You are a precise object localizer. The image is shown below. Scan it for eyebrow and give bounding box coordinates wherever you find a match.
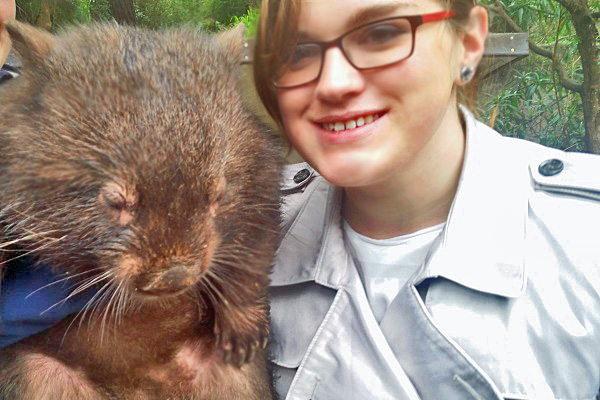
[345,1,415,30]
[297,1,414,41]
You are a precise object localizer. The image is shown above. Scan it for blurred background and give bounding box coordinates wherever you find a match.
[11,0,600,155]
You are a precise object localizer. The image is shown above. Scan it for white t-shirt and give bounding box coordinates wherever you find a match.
[343,221,445,323]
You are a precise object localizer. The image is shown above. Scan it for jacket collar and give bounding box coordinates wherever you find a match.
[272,108,529,298]
[271,177,342,288]
[421,108,529,297]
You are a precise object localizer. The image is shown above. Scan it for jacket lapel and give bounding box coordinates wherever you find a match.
[380,282,504,399]
[285,233,423,400]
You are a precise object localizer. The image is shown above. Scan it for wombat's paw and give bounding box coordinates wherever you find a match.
[214,312,269,368]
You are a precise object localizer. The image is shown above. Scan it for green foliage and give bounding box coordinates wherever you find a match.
[481,69,585,150]
[134,0,206,29]
[478,0,589,152]
[15,0,257,32]
[15,0,43,24]
[16,0,113,28]
[86,0,112,23]
[200,0,257,31]
[228,6,259,37]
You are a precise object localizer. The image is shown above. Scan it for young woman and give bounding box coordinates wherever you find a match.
[2,0,600,398]
[253,0,600,398]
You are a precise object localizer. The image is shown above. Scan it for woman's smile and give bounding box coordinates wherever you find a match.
[314,110,387,144]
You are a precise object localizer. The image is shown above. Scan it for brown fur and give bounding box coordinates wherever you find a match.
[0,21,281,400]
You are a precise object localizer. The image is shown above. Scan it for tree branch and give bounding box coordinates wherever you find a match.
[489,0,584,94]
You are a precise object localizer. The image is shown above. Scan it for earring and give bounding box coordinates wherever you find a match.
[460,66,475,84]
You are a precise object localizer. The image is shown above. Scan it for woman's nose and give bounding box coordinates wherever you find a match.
[315,47,365,103]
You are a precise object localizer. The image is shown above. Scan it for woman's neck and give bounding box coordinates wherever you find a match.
[343,105,466,239]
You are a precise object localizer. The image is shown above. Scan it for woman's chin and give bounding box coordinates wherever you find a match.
[317,163,374,188]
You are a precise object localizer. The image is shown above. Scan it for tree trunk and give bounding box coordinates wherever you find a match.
[574,7,600,155]
[36,0,53,31]
[555,0,600,154]
[109,0,136,26]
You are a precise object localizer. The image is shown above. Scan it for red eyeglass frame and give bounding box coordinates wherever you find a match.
[274,10,457,89]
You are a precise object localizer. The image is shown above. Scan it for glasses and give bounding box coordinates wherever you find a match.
[273,10,456,89]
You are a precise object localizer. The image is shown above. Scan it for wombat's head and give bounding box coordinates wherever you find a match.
[0,22,281,301]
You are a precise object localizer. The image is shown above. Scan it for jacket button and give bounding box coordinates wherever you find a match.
[538,158,564,177]
[293,168,311,184]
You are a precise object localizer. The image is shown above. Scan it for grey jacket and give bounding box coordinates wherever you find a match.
[269,110,600,400]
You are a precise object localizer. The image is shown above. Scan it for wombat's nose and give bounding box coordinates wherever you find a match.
[136,265,197,296]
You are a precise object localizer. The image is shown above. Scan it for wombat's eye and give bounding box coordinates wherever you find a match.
[98,182,137,225]
[101,191,127,210]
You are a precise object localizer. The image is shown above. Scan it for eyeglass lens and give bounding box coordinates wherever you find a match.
[274,18,413,88]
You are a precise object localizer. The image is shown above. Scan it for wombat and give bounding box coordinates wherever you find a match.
[0,21,281,400]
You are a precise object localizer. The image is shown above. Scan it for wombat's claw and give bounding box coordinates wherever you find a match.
[214,324,267,367]
[233,344,248,367]
[222,341,233,364]
[221,336,262,367]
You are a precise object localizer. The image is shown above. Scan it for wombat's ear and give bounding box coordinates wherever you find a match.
[216,23,246,59]
[6,21,55,68]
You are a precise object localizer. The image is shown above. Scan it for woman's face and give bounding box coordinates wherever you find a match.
[276,0,466,188]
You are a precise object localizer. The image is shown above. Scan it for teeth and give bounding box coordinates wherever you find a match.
[320,113,380,132]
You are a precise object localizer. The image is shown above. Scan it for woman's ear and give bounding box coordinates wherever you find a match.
[456,6,488,85]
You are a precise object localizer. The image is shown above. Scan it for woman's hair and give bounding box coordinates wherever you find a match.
[253,0,480,128]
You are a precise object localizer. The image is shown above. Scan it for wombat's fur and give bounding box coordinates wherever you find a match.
[0,22,281,400]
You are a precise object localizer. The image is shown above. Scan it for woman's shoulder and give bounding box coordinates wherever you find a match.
[472,116,600,206]
[462,116,600,279]
[522,141,600,252]
[490,127,600,274]
[501,133,600,207]
[526,146,600,204]
[281,162,318,195]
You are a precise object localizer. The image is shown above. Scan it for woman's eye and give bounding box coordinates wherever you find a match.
[287,45,320,70]
[359,24,408,47]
